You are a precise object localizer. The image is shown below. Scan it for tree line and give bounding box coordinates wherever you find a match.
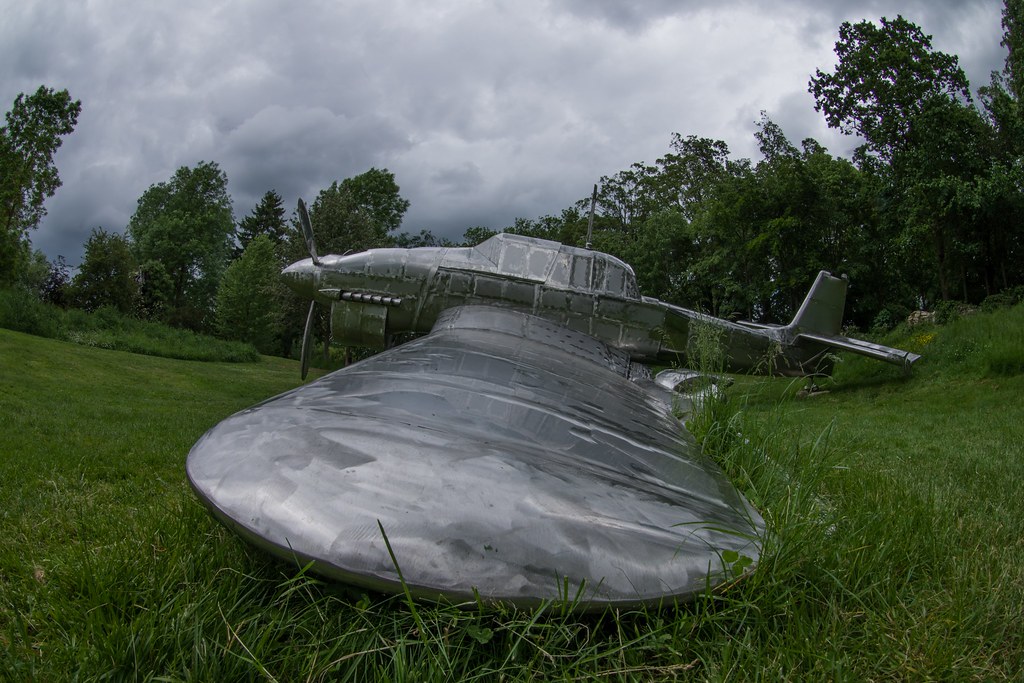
[497,8,1024,329]
[3,5,1023,357]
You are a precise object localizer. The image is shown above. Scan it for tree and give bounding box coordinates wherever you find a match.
[305,182,378,255]
[299,168,409,255]
[336,167,410,235]
[593,209,690,304]
[809,16,970,162]
[13,248,71,306]
[654,135,731,220]
[809,15,1014,306]
[127,161,234,329]
[0,86,81,284]
[70,228,139,313]
[16,249,50,295]
[39,255,70,308]
[891,97,993,302]
[1002,0,1024,101]
[279,169,410,358]
[460,226,497,246]
[235,190,288,258]
[393,229,447,248]
[686,157,770,319]
[593,163,659,233]
[976,1,1024,295]
[216,235,282,353]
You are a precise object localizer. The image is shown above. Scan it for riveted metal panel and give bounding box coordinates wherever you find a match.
[187,306,763,610]
[331,300,388,348]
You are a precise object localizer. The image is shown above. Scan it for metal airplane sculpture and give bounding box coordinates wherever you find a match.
[186,199,919,610]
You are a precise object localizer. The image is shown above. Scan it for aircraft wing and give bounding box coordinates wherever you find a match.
[796,331,921,367]
[186,305,763,610]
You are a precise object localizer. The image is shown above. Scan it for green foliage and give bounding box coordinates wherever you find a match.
[809,16,970,162]
[933,299,965,325]
[1002,0,1024,101]
[869,305,909,333]
[0,86,81,284]
[216,235,284,354]
[592,209,689,303]
[526,11,1022,328]
[235,189,288,257]
[930,304,1024,377]
[336,167,411,235]
[15,248,50,294]
[656,134,731,220]
[981,284,1024,311]
[304,168,409,255]
[2,320,1022,679]
[0,287,258,362]
[805,14,1016,307]
[69,227,139,313]
[0,286,61,337]
[40,255,71,307]
[2,249,71,308]
[279,168,411,359]
[832,300,1024,384]
[460,226,497,246]
[393,228,449,248]
[128,161,235,330]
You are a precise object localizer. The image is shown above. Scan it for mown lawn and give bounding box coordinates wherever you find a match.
[1,313,1022,681]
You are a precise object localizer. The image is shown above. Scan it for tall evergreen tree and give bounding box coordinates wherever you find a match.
[235,190,287,259]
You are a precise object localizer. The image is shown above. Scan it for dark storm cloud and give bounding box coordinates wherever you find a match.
[0,0,1007,262]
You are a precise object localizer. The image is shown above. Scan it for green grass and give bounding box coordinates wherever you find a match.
[0,288,259,363]
[1,303,1022,680]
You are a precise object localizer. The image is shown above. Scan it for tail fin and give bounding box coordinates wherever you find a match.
[789,271,847,335]
[788,270,920,368]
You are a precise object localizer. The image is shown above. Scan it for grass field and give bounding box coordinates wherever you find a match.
[1,307,1022,681]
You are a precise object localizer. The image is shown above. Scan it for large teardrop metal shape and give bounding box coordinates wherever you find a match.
[300,300,316,380]
[297,198,320,266]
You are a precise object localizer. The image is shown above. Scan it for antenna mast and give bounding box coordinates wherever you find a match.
[585,184,597,249]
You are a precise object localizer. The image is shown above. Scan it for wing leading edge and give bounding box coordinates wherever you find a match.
[186,305,763,609]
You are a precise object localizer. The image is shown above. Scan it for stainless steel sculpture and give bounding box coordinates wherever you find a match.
[277,205,918,379]
[186,199,918,609]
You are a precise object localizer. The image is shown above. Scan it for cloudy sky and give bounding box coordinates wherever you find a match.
[1,0,1006,264]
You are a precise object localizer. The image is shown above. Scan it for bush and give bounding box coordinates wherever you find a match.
[980,286,1024,313]
[0,287,260,363]
[933,300,977,325]
[870,304,910,333]
[0,287,61,338]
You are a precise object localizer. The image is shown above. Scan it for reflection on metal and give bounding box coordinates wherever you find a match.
[279,233,919,374]
[188,306,762,608]
[655,369,733,410]
[188,224,921,609]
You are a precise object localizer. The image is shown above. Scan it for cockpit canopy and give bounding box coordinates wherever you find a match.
[441,233,641,300]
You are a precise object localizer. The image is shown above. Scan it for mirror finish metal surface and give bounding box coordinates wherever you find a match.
[282,233,920,376]
[187,306,763,609]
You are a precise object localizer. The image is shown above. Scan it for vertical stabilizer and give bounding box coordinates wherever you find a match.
[789,271,846,335]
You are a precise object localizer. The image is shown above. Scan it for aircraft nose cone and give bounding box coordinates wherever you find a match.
[281,258,317,298]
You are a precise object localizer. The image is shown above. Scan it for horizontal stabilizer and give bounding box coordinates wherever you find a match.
[797,332,921,367]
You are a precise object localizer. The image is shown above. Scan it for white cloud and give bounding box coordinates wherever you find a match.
[0,0,1005,262]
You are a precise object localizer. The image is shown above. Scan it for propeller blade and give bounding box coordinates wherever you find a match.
[321,307,333,366]
[297,198,320,265]
[300,300,316,380]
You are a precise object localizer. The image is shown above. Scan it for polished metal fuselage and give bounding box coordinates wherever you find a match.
[281,234,816,373]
